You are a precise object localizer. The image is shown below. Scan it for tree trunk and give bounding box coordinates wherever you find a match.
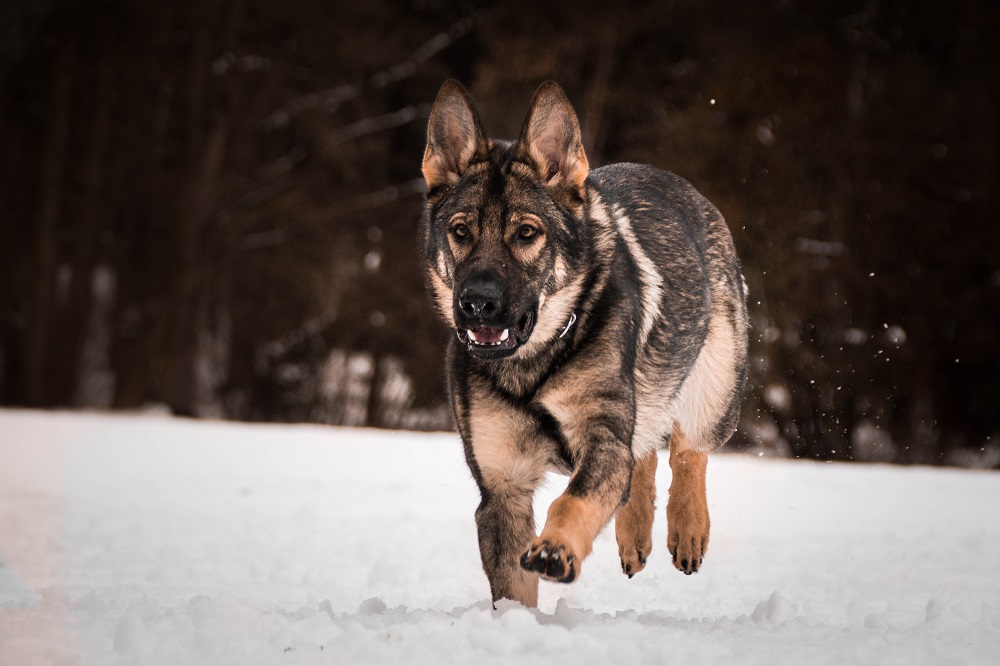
[159,0,238,416]
[25,36,74,405]
[65,36,115,406]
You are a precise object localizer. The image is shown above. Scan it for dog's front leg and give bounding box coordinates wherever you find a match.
[458,383,545,607]
[475,484,539,607]
[520,433,632,583]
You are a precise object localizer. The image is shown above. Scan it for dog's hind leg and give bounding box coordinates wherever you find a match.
[667,423,710,574]
[615,450,657,578]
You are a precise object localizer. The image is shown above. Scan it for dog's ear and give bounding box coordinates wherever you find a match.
[517,81,589,194]
[423,80,488,191]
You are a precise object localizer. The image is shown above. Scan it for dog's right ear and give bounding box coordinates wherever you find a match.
[423,80,488,191]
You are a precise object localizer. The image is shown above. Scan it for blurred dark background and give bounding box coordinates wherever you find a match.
[1,0,997,466]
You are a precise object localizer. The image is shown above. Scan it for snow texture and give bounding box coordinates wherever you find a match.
[1,409,998,665]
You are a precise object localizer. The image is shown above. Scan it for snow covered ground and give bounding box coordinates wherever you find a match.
[1,409,998,665]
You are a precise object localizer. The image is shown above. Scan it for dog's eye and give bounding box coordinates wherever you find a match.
[518,224,538,240]
[452,223,470,240]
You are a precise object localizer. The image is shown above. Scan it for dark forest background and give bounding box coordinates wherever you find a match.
[1,0,997,466]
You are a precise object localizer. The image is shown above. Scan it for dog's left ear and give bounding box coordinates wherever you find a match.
[517,81,589,195]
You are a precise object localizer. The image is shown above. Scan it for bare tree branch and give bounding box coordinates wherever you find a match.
[323,103,430,149]
[263,7,502,129]
[310,177,426,224]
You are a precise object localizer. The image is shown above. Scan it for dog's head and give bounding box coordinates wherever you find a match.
[420,80,591,361]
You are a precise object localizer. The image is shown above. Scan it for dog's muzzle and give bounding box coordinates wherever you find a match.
[453,272,535,359]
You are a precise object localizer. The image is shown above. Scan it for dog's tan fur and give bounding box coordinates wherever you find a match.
[523,495,607,583]
[667,424,711,574]
[616,451,658,577]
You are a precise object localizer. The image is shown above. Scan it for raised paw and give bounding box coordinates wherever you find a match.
[519,539,578,583]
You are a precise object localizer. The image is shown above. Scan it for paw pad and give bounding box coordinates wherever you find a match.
[520,541,577,583]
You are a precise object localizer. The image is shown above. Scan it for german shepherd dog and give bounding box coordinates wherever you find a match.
[420,80,748,608]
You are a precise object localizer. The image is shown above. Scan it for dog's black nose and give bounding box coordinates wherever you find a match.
[459,278,504,320]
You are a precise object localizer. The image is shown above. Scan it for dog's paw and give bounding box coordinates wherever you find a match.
[619,545,648,579]
[519,539,578,583]
[668,532,706,575]
[667,498,710,575]
[616,506,653,579]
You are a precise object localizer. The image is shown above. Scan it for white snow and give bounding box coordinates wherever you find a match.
[1,408,998,665]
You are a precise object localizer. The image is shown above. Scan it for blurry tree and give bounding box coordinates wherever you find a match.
[0,0,996,466]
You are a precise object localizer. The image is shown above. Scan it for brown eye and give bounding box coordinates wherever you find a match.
[452,223,470,239]
[518,224,538,240]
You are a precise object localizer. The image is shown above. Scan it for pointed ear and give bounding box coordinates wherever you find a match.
[517,81,589,193]
[422,80,488,190]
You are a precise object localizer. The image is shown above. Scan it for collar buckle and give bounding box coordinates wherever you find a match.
[558,311,578,339]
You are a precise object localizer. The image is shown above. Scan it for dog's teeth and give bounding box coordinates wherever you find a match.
[466,328,510,346]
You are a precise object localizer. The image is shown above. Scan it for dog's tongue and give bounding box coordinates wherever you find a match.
[469,327,506,344]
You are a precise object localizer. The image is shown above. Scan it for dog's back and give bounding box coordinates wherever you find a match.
[589,163,748,457]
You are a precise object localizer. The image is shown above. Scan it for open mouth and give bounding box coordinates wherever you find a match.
[468,326,510,346]
[458,311,534,359]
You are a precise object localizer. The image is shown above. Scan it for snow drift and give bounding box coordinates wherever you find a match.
[1,409,998,664]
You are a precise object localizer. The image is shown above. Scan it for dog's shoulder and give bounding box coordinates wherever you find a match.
[589,163,718,221]
[587,163,719,262]
[588,162,687,197]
